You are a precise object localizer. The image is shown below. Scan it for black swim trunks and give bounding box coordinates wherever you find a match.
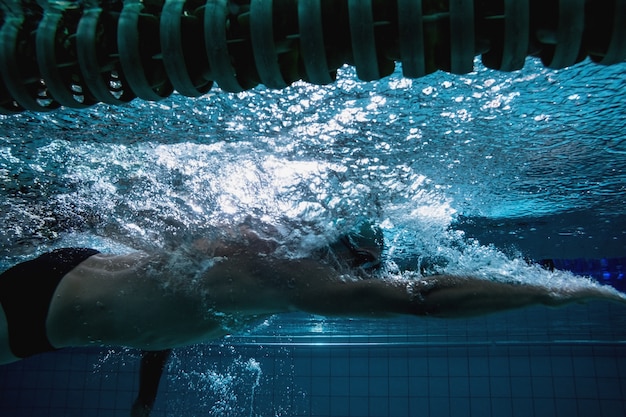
[0,248,100,358]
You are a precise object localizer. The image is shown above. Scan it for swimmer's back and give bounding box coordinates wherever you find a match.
[46,252,226,351]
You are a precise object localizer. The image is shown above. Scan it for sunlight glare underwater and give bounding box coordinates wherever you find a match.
[1,60,625,297]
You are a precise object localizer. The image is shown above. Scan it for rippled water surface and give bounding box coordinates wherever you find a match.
[1,58,625,276]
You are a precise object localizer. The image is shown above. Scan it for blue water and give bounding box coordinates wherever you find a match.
[1,58,626,416]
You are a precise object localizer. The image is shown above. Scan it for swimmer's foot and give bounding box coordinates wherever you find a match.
[130,401,152,417]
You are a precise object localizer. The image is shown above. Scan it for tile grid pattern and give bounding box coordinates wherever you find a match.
[0,303,624,417]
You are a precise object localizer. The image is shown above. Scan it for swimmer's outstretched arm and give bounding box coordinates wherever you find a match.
[204,256,625,319]
[288,273,625,318]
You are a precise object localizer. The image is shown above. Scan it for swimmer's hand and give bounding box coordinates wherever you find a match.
[542,285,626,307]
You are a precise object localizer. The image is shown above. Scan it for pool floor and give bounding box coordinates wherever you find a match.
[1,303,624,417]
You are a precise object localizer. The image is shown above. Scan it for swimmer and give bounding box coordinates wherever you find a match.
[0,223,624,417]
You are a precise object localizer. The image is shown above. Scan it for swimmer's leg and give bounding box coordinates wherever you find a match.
[131,349,172,417]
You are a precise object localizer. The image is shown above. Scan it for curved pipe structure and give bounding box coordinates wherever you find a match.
[1,0,625,113]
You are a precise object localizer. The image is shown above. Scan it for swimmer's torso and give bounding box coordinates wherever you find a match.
[46,252,232,351]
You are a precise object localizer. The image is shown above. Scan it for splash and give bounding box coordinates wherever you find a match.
[168,351,264,417]
[378,192,625,301]
[385,222,626,303]
[92,348,131,373]
[1,59,624,296]
[245,358,262,417]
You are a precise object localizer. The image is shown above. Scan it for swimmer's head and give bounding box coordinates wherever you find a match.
[330,221,384,269]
